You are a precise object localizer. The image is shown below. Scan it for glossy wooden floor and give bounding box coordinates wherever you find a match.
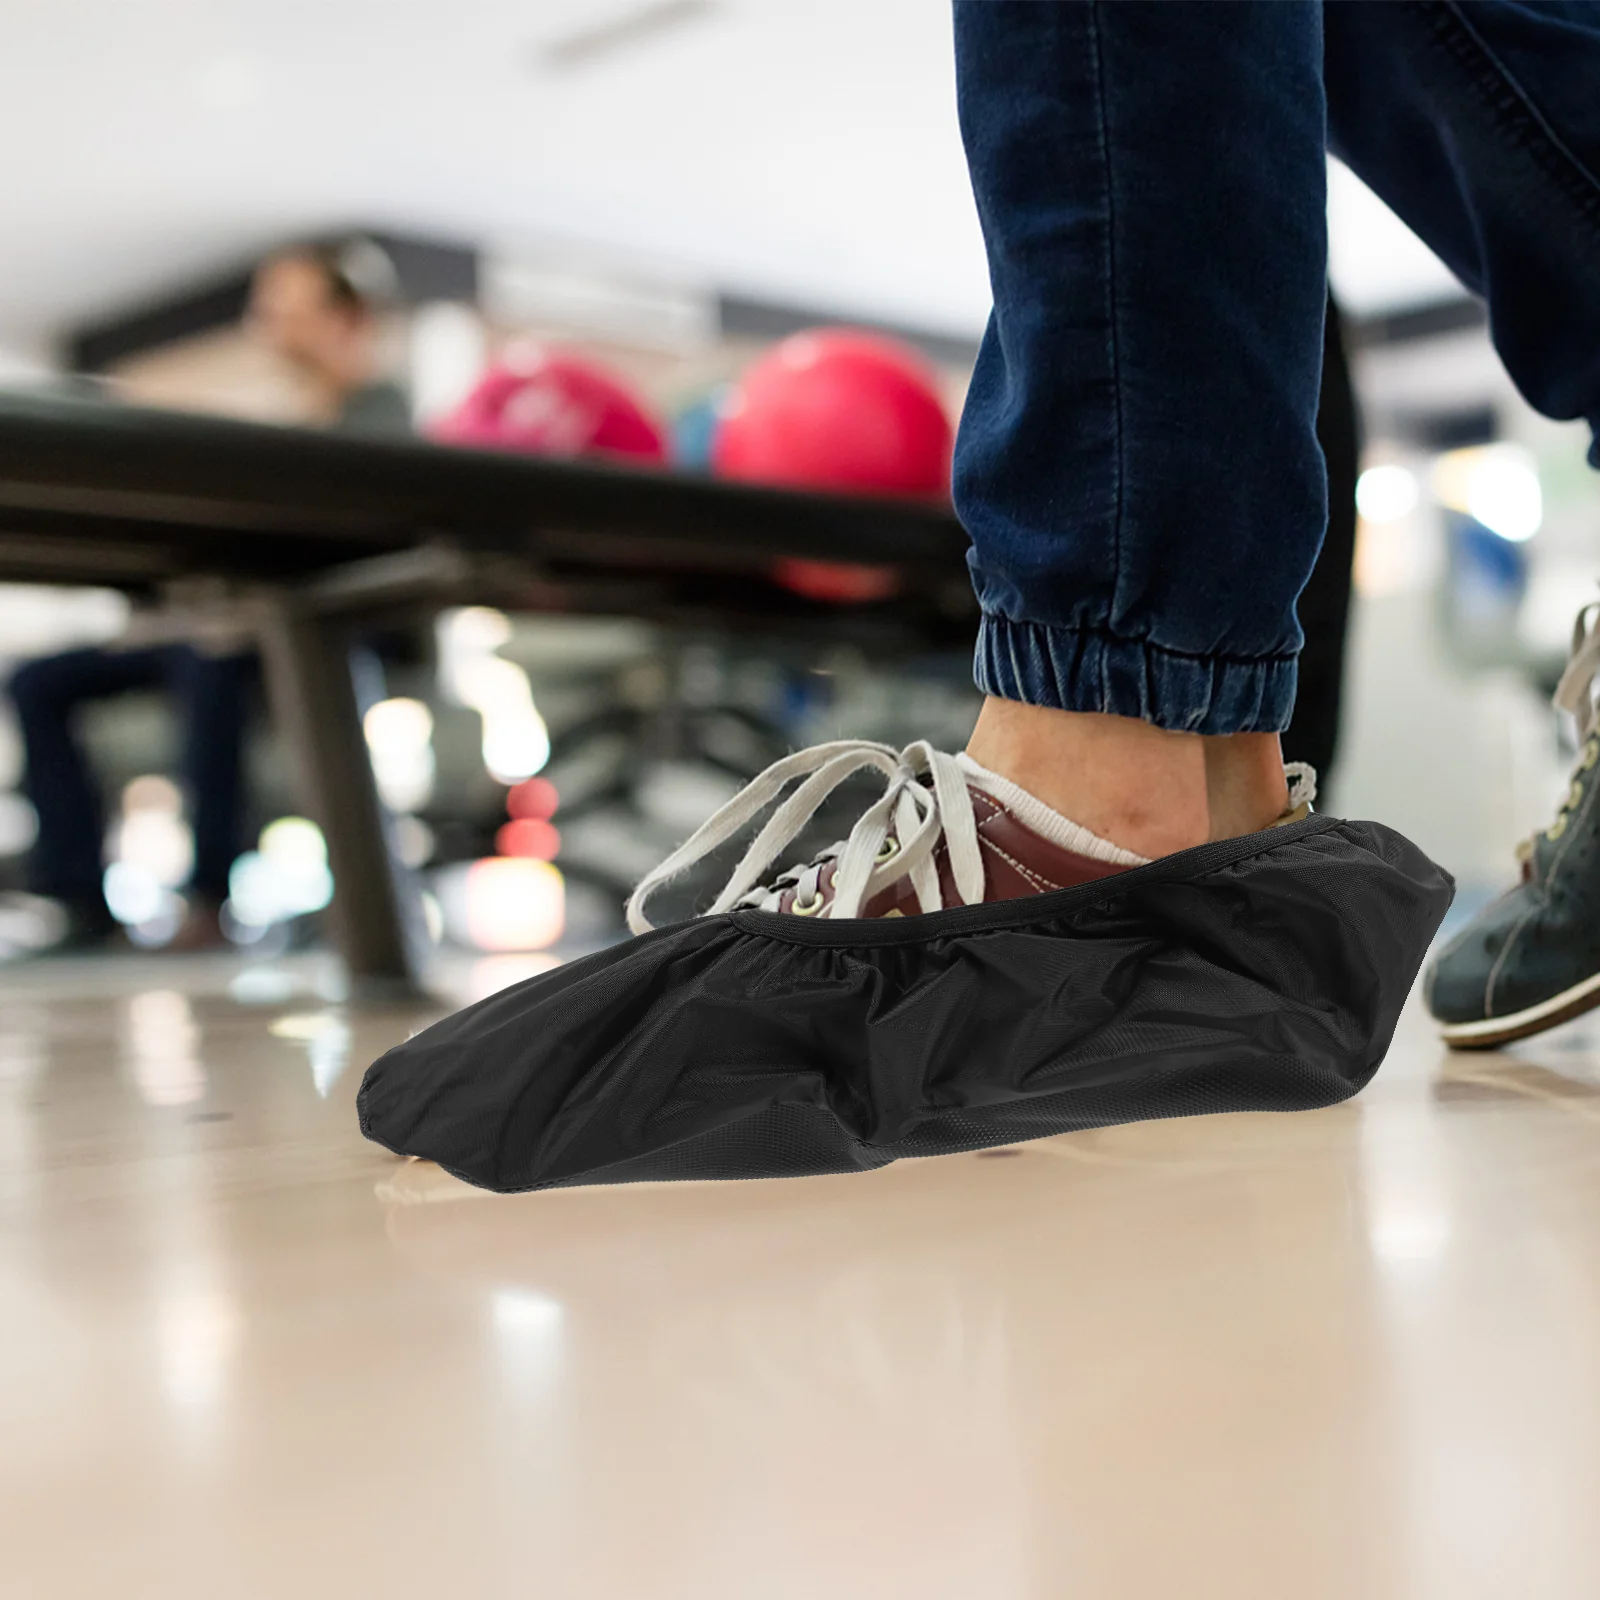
[2,947,1598,1599]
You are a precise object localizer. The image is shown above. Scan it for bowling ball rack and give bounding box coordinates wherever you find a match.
[0,391,973,997]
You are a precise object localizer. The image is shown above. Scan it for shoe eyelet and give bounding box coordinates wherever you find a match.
[1572,779,1586,808]
[1584,742,1599,770]
[875,837,900,864]
[1549,816,1569,840]
[790,891,825,917]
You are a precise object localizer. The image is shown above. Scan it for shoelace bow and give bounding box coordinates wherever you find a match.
[1283,762,1318,813]
[626,740,985,933]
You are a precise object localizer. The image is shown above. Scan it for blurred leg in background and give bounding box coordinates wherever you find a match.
[9,644,252,950]
[168,646,254,949]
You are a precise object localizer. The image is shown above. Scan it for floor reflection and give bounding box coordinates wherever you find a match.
[2,961,1600,1597]
[123,989,206,1107]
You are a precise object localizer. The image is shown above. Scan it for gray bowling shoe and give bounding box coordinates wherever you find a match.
[1428,604,1600,1048]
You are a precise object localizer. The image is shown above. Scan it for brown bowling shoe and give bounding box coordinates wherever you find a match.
[626,740,1315,931]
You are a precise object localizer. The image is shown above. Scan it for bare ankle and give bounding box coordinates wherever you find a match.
[1203,733,1289,841]
[965,700,1292,859]
[965,699,1209,859]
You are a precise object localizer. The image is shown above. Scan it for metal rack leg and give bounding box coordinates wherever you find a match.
[256,592,427,1002]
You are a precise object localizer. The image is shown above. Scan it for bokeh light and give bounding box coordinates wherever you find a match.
[506,777,558,820]
[1433,443,1542,542]
[1354,462,1419,524]
[462,857,565,952]
[362,696,436,813]
[103,773,192,935]
[226,816,334,932]
[437,607,551,784]
[495,818,560,860]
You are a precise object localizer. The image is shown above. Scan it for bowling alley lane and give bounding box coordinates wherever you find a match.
[2,951,1600,1599]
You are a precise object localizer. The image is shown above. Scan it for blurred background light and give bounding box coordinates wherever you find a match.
[363,695,436,813]
[225,816,334,932]
[100,775,193,940]
[1433,443,1543,543]
[103,861,172,929]
[438,608,551,784]
[506,777,558,820]
[495,817,560,860]
[434,855,566,952]
[112,775,193,888]
[1355,462,1419,524]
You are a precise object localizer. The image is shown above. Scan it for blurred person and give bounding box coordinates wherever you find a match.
[9,623,254,951]
[6,245,412,955]
[618,4,1600,1027]
[248,243,411,435]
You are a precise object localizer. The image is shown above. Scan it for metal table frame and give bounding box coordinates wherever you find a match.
[0,394,972,997]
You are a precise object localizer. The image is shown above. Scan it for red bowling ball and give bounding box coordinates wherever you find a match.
[713,328,953,499]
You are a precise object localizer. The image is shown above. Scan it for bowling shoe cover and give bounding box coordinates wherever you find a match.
[358,814,1452,1191]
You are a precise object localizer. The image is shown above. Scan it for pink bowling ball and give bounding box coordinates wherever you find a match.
[433,345,669,464]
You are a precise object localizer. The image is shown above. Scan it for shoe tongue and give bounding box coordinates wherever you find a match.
[954,753,1150,867]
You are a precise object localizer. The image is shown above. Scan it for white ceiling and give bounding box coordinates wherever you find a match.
[0,0,1458,363]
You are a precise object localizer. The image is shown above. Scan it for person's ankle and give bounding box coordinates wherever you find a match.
[964,699,1291,859]
[1203,733,1289,840]
[964,699,1210,859]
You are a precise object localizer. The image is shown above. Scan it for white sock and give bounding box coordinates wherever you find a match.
[956,752,1151,867]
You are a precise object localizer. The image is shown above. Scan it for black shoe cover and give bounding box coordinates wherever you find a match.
[359,816,1452,1192]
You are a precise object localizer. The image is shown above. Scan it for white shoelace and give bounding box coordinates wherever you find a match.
[625,741,1321,935]
[1284,762,1318,812]
[1515,601,1600,861]
[1554,601,1600,738]
[626,740,984,933]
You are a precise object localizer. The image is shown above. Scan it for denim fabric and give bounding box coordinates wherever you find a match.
[1326,2,1600,445]
[954,0,1600,733]
[9,645,254,911]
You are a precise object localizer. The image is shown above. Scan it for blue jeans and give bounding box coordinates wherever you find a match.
[954,0,1600,734]
[9,645,254,914]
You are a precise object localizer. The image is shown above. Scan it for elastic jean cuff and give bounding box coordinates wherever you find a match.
[974,614,1298,735]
